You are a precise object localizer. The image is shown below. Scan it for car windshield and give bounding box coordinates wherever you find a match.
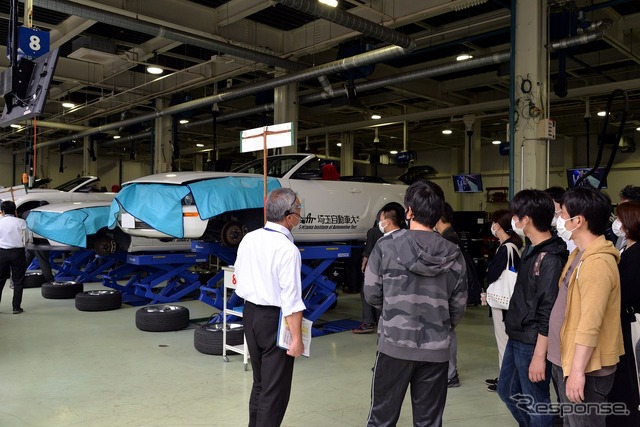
[231,155,308,178]
[54,177,95,192]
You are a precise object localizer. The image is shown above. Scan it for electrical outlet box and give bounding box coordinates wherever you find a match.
[538,118,556,140]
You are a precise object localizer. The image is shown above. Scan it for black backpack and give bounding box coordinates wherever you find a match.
[460,249,482,306]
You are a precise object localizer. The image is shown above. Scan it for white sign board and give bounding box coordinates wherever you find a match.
[240,122,294,153]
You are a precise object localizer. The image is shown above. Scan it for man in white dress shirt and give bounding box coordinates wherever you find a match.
[234,187,306,427]
[0,200,28,314]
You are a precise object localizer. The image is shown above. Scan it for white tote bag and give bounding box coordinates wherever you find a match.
[486,243,518,310]
[630,313,640,397]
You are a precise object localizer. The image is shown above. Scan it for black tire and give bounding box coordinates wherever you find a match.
[41,281,84,299]
[23,272,46,289]
[194,322,244,355]
[75,290,122,311]
[135,305,190,332]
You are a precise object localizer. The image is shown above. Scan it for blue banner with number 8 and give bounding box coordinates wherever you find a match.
[18,26,50,59]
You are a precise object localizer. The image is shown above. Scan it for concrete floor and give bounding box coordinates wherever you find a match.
[1,282,514,426]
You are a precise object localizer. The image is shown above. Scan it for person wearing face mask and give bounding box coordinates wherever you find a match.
[497,190,568,427]
[234,188,306,427]
[613,185,640,251]
[546,186,623,427]
[545,186,578,254]
[353,202,406,334]
[484,209,523,392]
[606,201,640,427]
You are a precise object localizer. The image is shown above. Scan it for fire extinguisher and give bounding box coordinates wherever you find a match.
[22,172,29,193]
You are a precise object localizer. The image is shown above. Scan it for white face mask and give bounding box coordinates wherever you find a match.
[378,220,388,234]
[556,215,578,241]
[612,219,625,238]
[511,218,526,238]
[490,224,498,237]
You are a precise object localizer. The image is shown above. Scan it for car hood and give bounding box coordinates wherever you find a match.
[123,171,260,185]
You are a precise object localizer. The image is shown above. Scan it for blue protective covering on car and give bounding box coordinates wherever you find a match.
[187,176,281,220]
[26,206,111,248]
[108,183,190,238]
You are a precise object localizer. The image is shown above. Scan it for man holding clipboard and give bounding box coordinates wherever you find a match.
[234,188,306,427]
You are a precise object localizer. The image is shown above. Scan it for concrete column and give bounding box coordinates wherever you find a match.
[340,133,354,176]
[513,0,548,191]
[82,136,92,176]
[274,82,299,154]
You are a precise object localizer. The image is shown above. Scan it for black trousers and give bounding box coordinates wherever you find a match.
[243,301,295,427]
[0,247,26,310]
[367,352,448,427]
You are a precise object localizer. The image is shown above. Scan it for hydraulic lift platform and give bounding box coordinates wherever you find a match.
[195,241,361,336]
[101,252,208,305]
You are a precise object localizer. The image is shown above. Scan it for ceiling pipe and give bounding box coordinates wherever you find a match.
[274,0,417,51]
[14,45,407,153]
[25,0,305,71]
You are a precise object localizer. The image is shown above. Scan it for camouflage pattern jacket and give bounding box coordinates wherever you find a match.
[364,229,468,363]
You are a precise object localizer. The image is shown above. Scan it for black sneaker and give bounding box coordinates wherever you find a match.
[13,308,24,314]
[447,375,460,388]
[485,377,499,386]
[487,384,497,392]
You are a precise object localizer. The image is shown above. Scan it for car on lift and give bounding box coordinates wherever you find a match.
[26,201,192,254]
[0,176,116,217]
[110,153,408,246]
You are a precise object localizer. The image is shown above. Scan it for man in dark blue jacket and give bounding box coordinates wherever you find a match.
[497,189,568,427]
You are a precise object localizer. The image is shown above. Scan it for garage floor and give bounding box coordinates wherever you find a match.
[1,281,514,426]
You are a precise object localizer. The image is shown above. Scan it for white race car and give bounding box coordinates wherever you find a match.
[1,176,116,217]
[110,154,408,246]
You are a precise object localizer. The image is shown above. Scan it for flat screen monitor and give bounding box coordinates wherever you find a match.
[0,47,60,128]
[452,173,483,193]
[567,167,608,189]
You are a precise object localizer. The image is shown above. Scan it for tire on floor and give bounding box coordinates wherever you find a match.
[23,272,46,288]
[41,281,84,299]
[75,290,122,311]
[135,305,190,332]
[194,322,244,355]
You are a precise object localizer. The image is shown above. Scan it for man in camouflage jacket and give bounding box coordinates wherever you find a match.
[364,180,468,427]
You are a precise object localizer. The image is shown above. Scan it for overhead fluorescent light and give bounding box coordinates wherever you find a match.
[319,0,338,7]
[196,143,204,147]
[390,150,398,154]
[371,113,382,120]
[442,129,453,135]
[636,127,640,131]
[336,142,342,147]
[179,119,189,124]
[62,102,76,108]
[146,65,163,75]
[492,140,501,145]
[113,135,121,139]
[456,54,473,61]
[597,111,607,117]
[10,124,22,129]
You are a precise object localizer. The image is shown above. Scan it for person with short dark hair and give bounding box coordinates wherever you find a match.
[353,202,406,334]
[234,188,306,427]
[364,180,467,426]
[545,186,577,254]
[547,186,623,427]
[614,184,640,250]
[497,189,568,426]
[0,200,28,314]
[607,201,640,426]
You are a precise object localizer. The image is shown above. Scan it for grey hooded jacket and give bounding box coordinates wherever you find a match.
[364,229,468,362]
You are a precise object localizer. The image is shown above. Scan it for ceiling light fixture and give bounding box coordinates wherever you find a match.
[113,135,121,139]
[146,50,164,75]
[319,0,338,7]
[371,113,382,120]
[456,53,473,61]
[62,102,76,108]
[636,127,640,131]
[10,124,22,129]
[597,111,607,117]
[492,140,501,145]
[336,142,342,147]
[390,150,398,154]
[442,129,453,135]
[179,119,189,124]
[196,143,204,147]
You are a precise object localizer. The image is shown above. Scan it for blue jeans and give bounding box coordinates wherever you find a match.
[498,339,553,427]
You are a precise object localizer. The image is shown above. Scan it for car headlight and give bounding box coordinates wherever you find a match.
[182,193,194,206]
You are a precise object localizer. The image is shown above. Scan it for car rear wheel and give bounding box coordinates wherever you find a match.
[75,290,122,311]
[42,281,83,299]
[135,305,190,332]
[194,322,244,355]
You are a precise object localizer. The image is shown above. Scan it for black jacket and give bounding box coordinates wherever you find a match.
[486,237,522,285]
[505,235,568,345]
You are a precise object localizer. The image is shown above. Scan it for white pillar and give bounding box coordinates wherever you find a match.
[513,0,548,191]
[153,98,173,173]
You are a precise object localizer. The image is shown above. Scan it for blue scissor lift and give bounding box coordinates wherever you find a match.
[196,241,360,336]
